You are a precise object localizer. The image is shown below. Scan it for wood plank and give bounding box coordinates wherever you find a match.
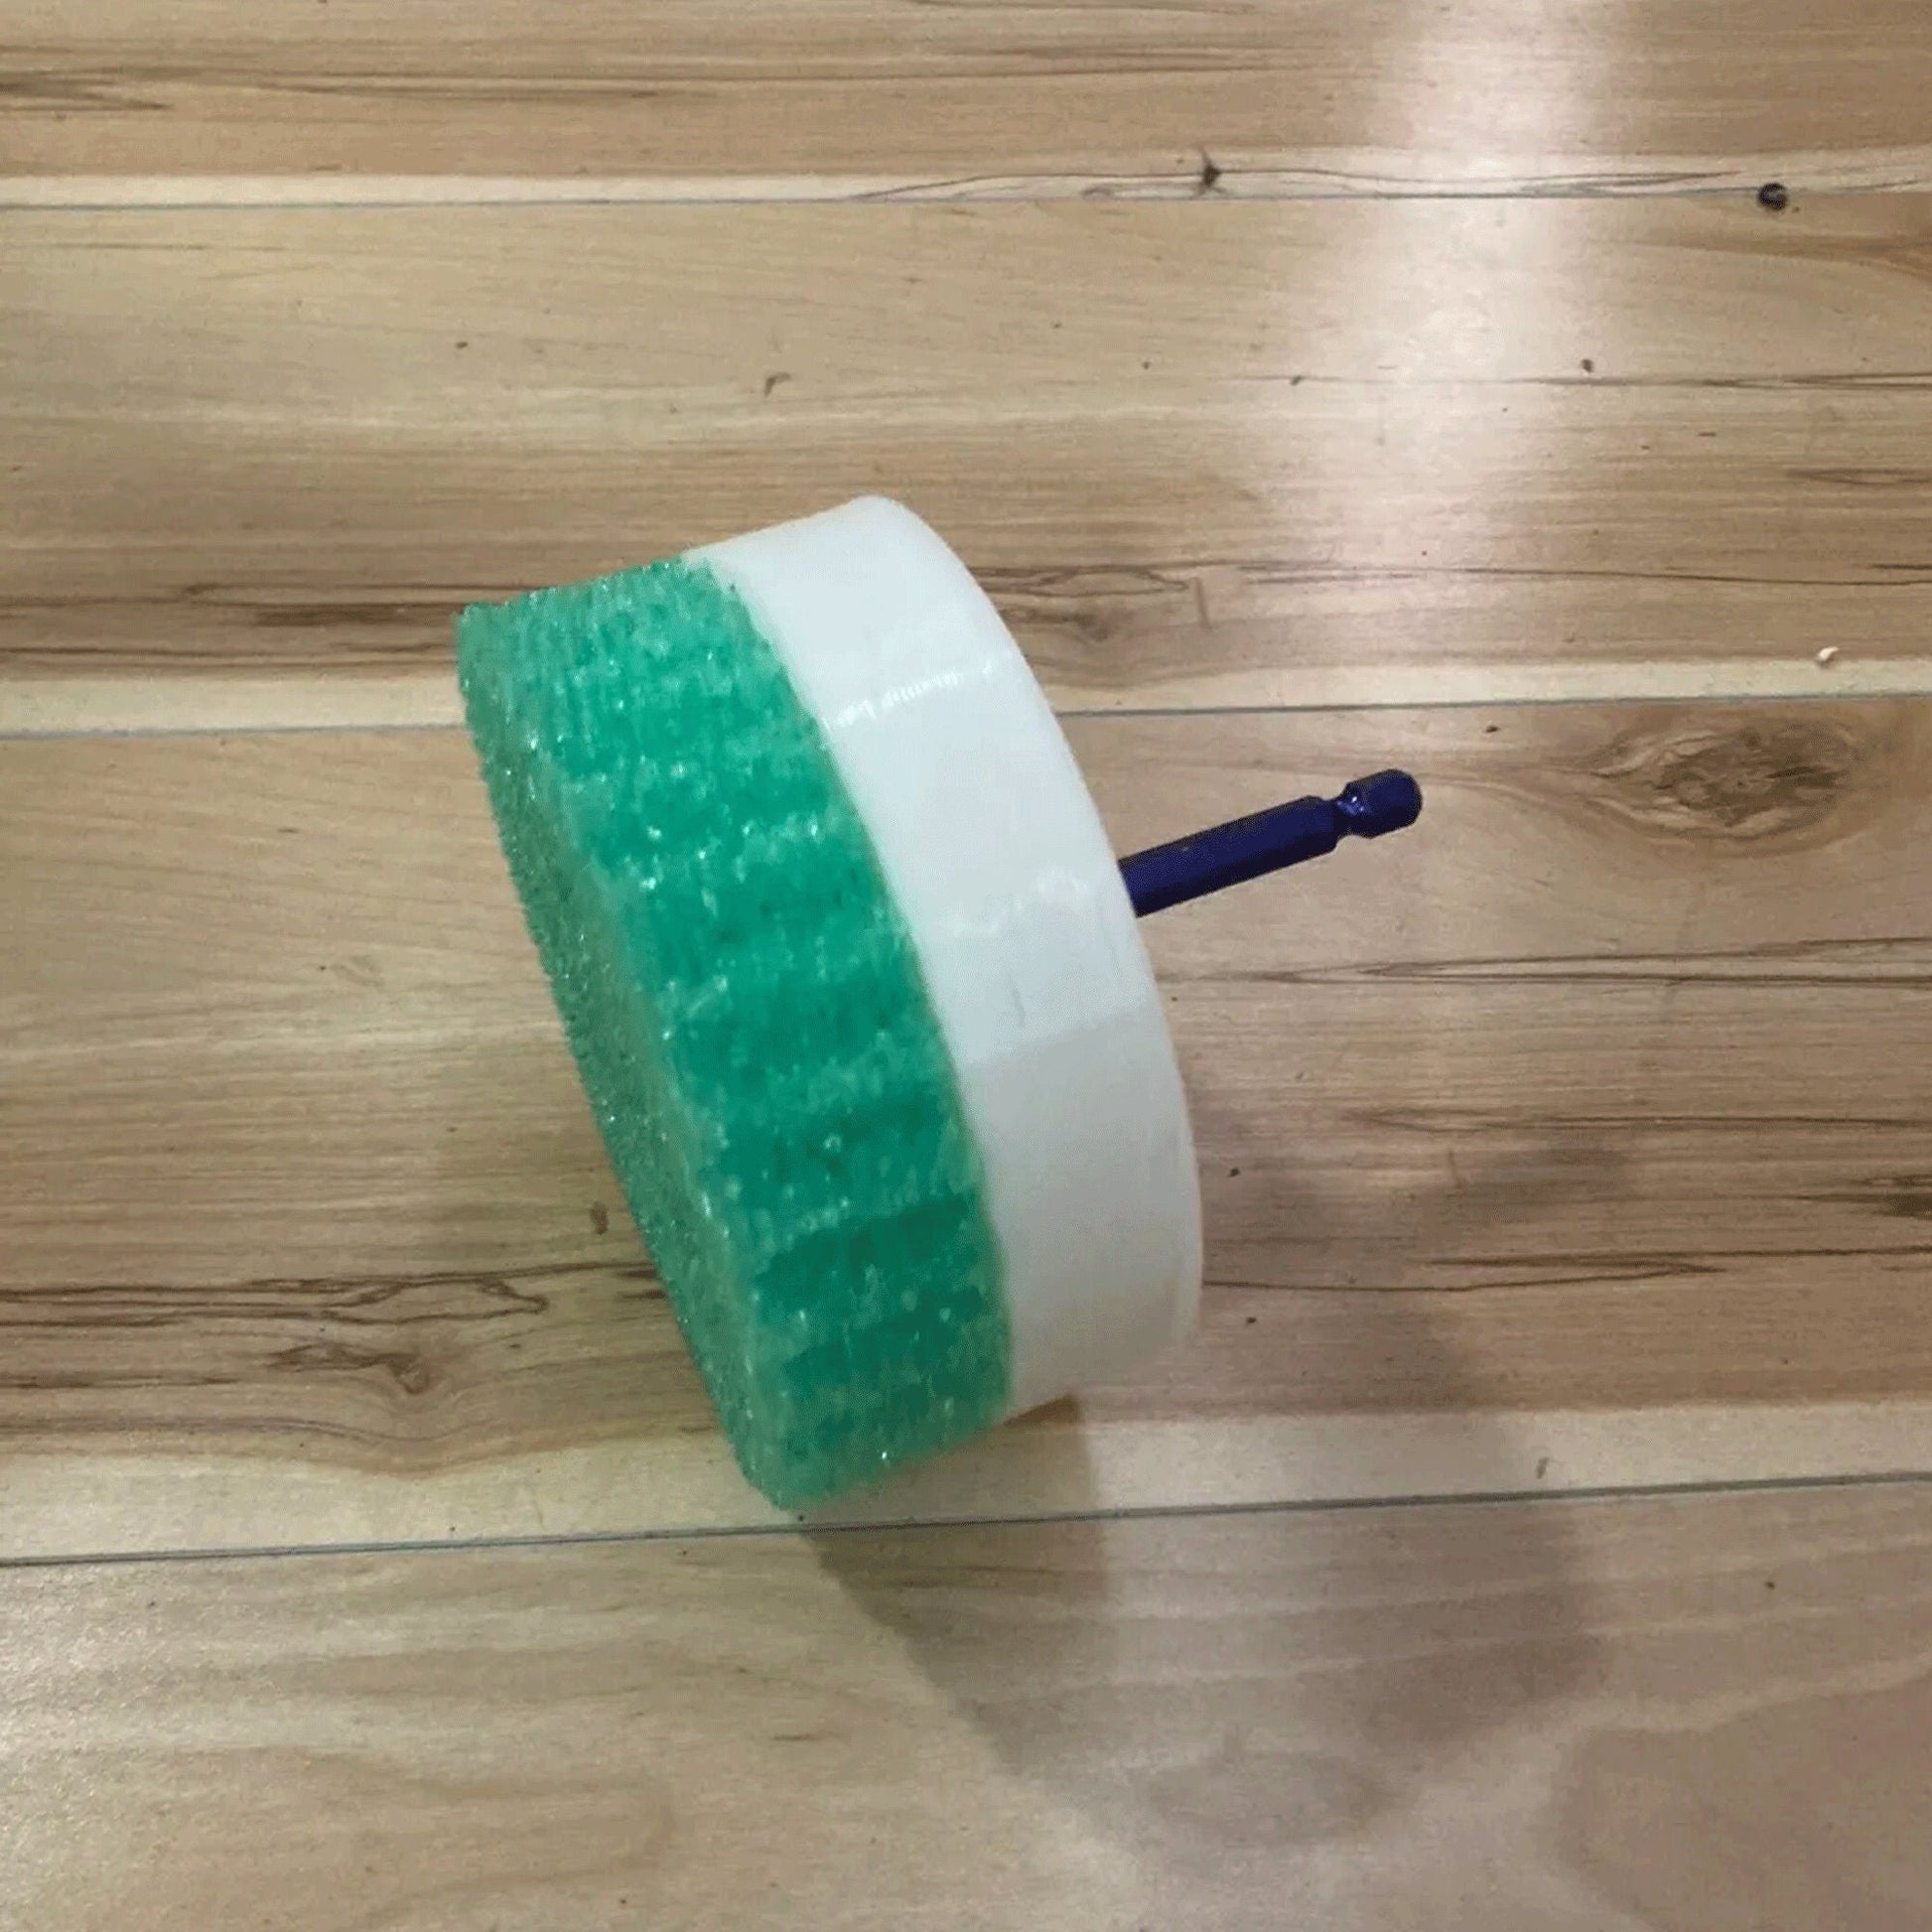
[1,1485,1929,1929]
[6,0,1931,196]
[5,702,1932,1555]
[8,198,1932,729]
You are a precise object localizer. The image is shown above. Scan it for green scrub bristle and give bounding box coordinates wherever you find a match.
[458,558,1010,1507]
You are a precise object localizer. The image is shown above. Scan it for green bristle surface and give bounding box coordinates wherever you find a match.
[457,558,1010,1507]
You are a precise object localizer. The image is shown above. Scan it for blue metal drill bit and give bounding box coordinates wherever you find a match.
[1120,769,1422,917]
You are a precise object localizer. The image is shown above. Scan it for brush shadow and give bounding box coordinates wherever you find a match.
[805,1122,1607,1906]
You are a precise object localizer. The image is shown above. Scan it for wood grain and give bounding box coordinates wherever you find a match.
[6,702,1932,1554]
[1,1483,1928,1929]
[8,197,1932,729]
[10,0,1924,1899]
[6,0,1932,197]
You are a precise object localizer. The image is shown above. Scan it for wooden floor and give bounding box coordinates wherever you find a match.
[5,4,1932,1924]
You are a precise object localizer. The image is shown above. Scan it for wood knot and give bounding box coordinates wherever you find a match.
[1585,715,1863,845]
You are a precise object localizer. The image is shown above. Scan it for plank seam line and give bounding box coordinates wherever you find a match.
[7,171,1932,213]
[5,1466,1928,1575]
[10,680,1932,746]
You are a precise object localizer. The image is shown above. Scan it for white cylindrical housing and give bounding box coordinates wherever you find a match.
[699,497,1201,1413]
